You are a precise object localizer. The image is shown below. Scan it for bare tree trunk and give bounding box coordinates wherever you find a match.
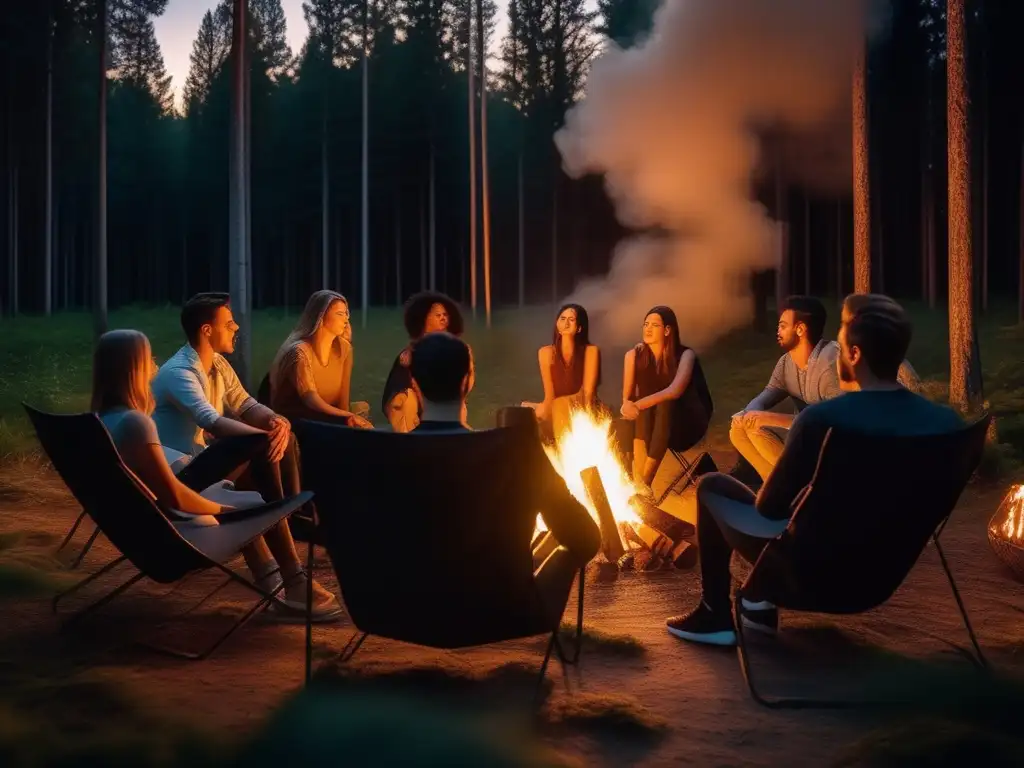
[468,14,477,317]
[360,1,369,327]
[773,156,788,310]
[518,152,525,307]
[244,52,252,317]
[95,0,108,336]
[835,199,843,298]
[803,193,810,293]
[394,192,402,305]
[981,87,989,313]
[551,178,558,304]
[478,0,492,326]
[852,37,871,294]
[321,97,329,288]
[946,0,981,411]
[44,1,53,316]
[429,148,436,289]
[229,0,250,385]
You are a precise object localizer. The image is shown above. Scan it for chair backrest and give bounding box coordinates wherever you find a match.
[295,419,555,648]
[745,415,991,613]
[24,404,209,583]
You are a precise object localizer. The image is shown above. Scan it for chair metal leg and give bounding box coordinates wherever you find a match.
[534,631,558,707]
[56,511,88,554]
[52,555,127,613]
[69,526,101,570]
[140,564,286,661]
[557,567,586,665]
[337,631,368,663]
[933,535,988,670]
[60,571,146,630]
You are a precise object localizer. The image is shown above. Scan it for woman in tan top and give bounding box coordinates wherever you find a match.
[270,291,373,428]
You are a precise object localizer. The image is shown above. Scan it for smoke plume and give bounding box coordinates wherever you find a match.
[555,0,874,350]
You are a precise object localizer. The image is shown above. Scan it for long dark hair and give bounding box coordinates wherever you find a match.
[550,303,590,366]
[636,305,682,377]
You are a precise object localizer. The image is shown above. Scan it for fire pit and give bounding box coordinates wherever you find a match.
[987,484,1024,582]
[538,409,697,573]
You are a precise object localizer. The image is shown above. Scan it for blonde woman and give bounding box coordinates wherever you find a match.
[92,329,343,621]
[269,290,372,428]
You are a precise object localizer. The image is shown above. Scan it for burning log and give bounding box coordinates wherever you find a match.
[580,465,625,562]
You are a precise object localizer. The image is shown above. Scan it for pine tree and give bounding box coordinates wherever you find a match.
[595,0,657,49]
[450,0,497,73]
[109,0,173,112]
[183,10,229,114]
[303,0,364,67]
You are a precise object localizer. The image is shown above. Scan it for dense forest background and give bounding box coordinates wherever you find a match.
[1,0,1023,320]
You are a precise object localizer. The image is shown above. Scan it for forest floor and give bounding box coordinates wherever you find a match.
[1,303,1024,765]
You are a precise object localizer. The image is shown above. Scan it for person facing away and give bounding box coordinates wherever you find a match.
[381,291,475,432]
[407,332,600,606]
[666,294,963,647]
[520,303,602,440]
[268,290,372,428]
[620,305,714,489]
[730,296,840,482]
[92,329,342,620]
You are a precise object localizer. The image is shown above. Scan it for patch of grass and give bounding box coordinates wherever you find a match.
[0,530,69,598]
[558,623,646,658]
[543,692,668,741]
[3,301,1024,474]
[835,718,1024,767]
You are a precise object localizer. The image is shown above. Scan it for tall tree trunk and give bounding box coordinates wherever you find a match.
[1018,137,1024,324]
[360,1,369,327]
[228,0,250,386]
[551,177,558,304]
[95,0,108,336]
[428,148,436,289]
[835,200,843,299]
[773,155,788,311]
[803,193,811,293]
[321,94,329,288]
[244,51,252,317]
[852,36,871,293]
[478,0,492,326]
[518,152,525,307]
[981,84,989,313]
[468,15,477,317]
[946,0,981,411]
[44,1,53,316]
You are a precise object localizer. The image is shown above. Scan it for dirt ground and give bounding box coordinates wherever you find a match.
[1,453,1023,766]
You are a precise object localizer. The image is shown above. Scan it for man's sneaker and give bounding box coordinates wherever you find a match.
[666,601,736,646]
[739,598,778,636]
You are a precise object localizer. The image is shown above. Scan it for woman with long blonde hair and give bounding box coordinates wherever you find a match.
[269,290,372,428]
[93,329,343,621]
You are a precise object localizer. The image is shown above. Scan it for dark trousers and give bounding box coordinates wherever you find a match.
[696,473,790,612]
[177,432,301,504]
[635,401,674,462]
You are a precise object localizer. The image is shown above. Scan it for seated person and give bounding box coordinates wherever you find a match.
[620,305,714,489]
[730,296,838,482]
[269,290,372,428]
[152,293,337,613]
[838,293,922,392]
[406,331,601,611]
[93,329,342,620]
[521,303,602,440]
[381,291,474,432]
[666,294,963,646]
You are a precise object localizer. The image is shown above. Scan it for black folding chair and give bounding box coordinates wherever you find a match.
[24,405,313,660]
[734,416,991,708]
[294,416,591,702]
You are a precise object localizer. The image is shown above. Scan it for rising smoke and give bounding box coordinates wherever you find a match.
[555,0,878,350]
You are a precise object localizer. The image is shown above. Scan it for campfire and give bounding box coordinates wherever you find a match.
[534,409,696,572]
[987,484,1024,582]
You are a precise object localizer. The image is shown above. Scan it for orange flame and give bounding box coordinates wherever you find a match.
[537,409,641,536]
[995,484,1024,543]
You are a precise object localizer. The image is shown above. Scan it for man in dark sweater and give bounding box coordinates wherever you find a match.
[667,295,963,646]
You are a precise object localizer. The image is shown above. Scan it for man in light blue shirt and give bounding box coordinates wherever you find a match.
[152,293,300,512]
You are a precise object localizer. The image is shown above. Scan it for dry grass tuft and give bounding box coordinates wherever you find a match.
[544,692,668,740]
[559,623,646,658]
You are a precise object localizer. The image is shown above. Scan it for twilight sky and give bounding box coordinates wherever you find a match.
[153,0,523,108]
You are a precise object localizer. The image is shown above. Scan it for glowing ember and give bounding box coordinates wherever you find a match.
[538,409,642,543]
[993,484,1024,543]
